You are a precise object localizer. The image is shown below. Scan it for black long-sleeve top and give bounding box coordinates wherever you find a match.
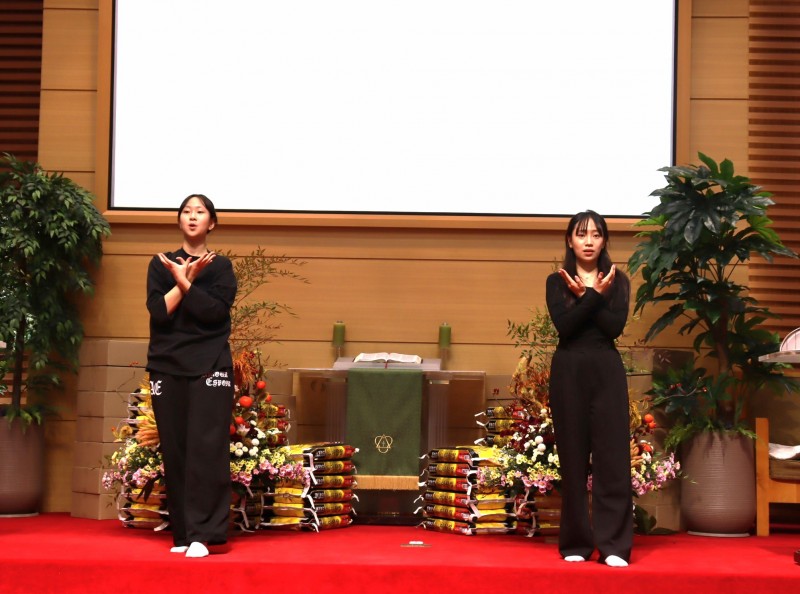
[545,272,629,351]
[146,248,237,376]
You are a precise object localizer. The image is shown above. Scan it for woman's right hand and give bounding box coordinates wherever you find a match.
[158,253,188,280]
[558,268,586,298]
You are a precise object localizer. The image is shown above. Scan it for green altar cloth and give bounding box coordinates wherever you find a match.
[345,369,423,478]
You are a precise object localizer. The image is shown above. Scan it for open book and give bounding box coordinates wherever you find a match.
[353,352,422,365]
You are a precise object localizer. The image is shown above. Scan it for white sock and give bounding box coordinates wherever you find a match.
[564,555,586,562]
[170,546,188,553]
[186,542,209,558]
[605,555,628,567]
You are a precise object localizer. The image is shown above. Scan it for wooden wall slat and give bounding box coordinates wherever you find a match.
[0,0,43,165]
[749,0,800,338]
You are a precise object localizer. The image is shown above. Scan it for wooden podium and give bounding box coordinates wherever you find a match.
[291,360,485,524]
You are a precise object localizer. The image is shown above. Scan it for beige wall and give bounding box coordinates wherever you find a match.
[38,0,752,513]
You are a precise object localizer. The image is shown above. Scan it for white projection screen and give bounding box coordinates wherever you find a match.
[110,1,677,217]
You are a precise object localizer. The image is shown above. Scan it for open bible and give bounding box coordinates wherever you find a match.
[353,352,422,365]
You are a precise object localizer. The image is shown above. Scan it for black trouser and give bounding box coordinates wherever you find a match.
[549,347,633,562]
[150,370,233,546]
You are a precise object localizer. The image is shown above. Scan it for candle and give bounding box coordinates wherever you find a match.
[438,323,451,349]
[332,321,346,347]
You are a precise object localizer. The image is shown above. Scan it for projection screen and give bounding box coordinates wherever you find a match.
[110,0,677,217]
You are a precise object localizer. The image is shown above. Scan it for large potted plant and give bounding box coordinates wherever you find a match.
[628,152,799,535]
[0,153,110,515]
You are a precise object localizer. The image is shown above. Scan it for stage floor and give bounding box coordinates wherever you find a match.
[0,514,797,593]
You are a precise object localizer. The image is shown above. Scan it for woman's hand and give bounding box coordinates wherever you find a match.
[157,253,193,315]
[594,264,616,296]
[158,253,191,287]
[186,251,216,283]
[558,268,587,298]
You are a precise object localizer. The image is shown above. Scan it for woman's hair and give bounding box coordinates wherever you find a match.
[560,209,629,305]
[177,193,218,231]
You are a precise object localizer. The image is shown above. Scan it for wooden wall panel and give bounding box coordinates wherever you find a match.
[38,89,95,171]
[45,0,97,8]
[41,7,97,89]
[692,17,749,98]
[694,0,749,16]
[689,99,749,167]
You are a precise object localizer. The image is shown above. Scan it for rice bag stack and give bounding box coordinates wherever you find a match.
[264,402,291,447]
[474,405,526,448]
[116,486,168,530]
[418,446,515,535]
[230,489,266,532]
[261,443,359,531]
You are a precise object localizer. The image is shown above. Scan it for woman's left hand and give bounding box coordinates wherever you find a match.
[594,264,616,296]
[186,251,216,283]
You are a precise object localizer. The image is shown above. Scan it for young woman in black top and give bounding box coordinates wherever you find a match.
[545,210,632,567]
[146,194,237,558]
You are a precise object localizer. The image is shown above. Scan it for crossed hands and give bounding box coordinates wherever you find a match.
[158,251,216,287]
[558,264,616,298]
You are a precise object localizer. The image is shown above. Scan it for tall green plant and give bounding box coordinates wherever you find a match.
[628,153,798,439]
[0,154,110,424]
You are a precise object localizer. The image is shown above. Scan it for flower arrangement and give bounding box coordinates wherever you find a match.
[102,436,164,496]
[477,399,560,495]
[628,408,680,497]
[230,350,309,493]
[102,387,164,499]
[104,352,310,503]
[481,308,680,503]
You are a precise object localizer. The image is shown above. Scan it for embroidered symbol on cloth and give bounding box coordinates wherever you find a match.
[374,434,393,454]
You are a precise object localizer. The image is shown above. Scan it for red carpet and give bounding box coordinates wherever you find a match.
[0,514,797,593]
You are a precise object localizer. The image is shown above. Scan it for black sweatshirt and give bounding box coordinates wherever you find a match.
[146,248,237,376]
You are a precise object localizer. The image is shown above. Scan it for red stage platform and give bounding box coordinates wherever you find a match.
[0,514,797,593]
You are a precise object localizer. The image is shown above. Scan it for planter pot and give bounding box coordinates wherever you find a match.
[680,431,755,536]
[0,420,45,516]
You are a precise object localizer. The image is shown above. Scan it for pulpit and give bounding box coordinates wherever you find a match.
[291,359,485,523]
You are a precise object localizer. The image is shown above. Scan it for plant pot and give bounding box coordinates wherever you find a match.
[0,420,45,516]
[680,431,755,536]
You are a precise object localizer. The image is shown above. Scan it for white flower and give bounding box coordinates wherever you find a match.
[537,443,546,452]
[251,438,260,446]
[250,447,258,456]
[235,448,244,457]
[235,442,243,449]
[534,435,544,445]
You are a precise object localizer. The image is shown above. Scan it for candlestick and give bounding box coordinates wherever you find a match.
[332,321,345,347]
[438,322,451,370]
[438,323,451,349]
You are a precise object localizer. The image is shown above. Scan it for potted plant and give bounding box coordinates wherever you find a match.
[0,153,110,515]
[628,152,799,535]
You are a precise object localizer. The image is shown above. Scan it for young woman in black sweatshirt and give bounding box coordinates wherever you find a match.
[146,194,237,558]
